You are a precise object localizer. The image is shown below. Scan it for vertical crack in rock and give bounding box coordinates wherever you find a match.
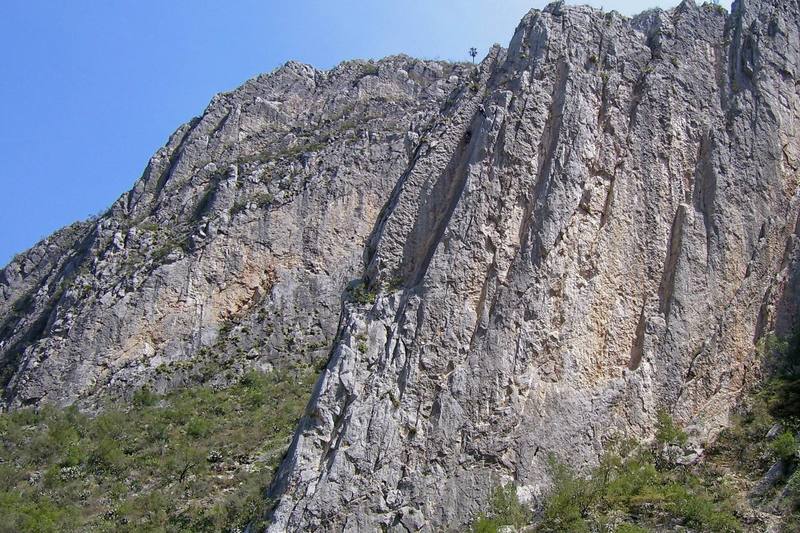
[401,126,475,287]
[658,203,687,321]
[628,301,647,371]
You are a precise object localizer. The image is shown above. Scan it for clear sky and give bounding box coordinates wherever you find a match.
[0,0,732,267]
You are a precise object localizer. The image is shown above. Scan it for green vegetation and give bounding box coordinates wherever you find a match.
[139,221,160,233]
[279,139,327,160]
[11,293,35,315]
[471,483,532,533]
[771,431,799,464]
[382,276,404,292]
[357,63,379,80]
[254,192,273,208]
[229,192,273,217]
[350,280,376,306]
[708,330,800,530]
[141,225,189,264]
[151,237,187,263]
[654,408,688,447]
[192,186,217,221]
[537,433,741,533]
[531,329,800,532]
[229,201,248,216]
[470,412,742,532]
[0,366,316,532]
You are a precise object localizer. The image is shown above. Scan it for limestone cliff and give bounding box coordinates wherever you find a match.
[266,0,800,530]
[0,57,467,407]
[2,0,800,531]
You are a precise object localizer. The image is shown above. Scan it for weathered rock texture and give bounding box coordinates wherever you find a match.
[265,0,800,530]
[2,0,800,530]
[0,56,470,407]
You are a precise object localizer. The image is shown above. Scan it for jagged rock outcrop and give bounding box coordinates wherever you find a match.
[0,56,470,407]
[3,0,800,530]
[265,0,800,530]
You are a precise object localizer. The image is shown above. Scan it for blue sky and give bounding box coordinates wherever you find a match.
[0,0,732,267]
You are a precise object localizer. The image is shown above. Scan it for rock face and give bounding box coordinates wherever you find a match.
[265,0,800,530]
[0,56,470,407]
[2,0,800,530]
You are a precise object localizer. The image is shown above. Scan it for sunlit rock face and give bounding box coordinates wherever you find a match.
[0,56,469,408]
[3,0,800,530]
[265,1,800,530]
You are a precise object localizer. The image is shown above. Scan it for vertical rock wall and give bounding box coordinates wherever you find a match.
[267,1,800,530]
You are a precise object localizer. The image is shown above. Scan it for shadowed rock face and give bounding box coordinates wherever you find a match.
[264,0,800,530]
[2,0,800,530]
[0,56,470,408]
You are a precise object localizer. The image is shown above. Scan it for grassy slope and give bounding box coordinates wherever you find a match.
[0,365,317,532]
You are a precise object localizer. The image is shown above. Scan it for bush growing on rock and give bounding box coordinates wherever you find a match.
[350,280,376,305]
[470,482,532,533]
[536,442,741,533]
[771,431,799,464]
[655,409,688,447]
[475,414,743,532]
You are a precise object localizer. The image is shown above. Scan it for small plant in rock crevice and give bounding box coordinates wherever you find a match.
[350,280,376,305]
